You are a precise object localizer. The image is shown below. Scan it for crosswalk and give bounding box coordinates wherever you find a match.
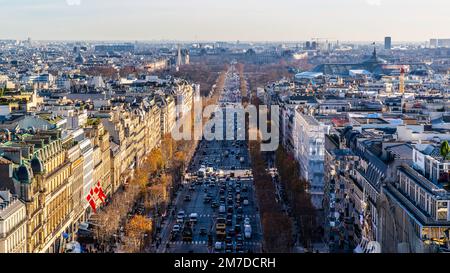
[167,240,262,246]
[169,241,208,245]
[197,214,257,218]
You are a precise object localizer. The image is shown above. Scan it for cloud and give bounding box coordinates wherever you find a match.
[366,0,381,6]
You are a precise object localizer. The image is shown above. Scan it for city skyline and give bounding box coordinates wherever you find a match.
[0,0,449,42]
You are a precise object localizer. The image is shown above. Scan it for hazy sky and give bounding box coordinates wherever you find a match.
[0,0,449,41]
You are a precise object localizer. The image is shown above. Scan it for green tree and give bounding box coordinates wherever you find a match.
[441,140,450,160]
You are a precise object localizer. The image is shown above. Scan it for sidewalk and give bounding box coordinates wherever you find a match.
[155,186,186,253]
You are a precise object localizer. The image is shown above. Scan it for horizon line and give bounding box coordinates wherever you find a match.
[0,38,436,44]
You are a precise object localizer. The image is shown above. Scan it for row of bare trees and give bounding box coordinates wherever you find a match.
[236,63,248,98]
[157,62,228,97]
[275,146,319,249]
[242,64,294,253]
[249,140,293,252]
[93,154,155,252]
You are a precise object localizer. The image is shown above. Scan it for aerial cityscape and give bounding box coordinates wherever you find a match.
[0,0,449,258]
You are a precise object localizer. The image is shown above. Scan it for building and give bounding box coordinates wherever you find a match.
[0,190,27,253]
[156,94,176,137]
[380,163,450,252]
[85,122,112,199]
[66,131,87,235]
[384,37,392,50]
[293,111,330,209]
[430,38,450,48]
[313,46,432,77]
[0,131,74,253]
[94,44,135,53]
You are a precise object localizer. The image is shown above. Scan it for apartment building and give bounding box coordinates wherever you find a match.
[0,131,74,253]
[0,190,27,253]
[85,122,112,198]
[293,111,330,209]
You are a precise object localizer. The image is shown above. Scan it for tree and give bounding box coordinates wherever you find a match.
[148,148,164,173]
[161,134,175,165]
[440,141,450,160]
[125,215,153,252]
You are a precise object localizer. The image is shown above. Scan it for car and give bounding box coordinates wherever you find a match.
[226,242,233,250]
[189,213,198,224]
[172,224,181,233]
[211,202,219,208]
[244,217,251,225]
[244,225,252,239]
[226,219,233,226]
[189,186,195,191]
[184,195,191,202]
[200,228,207,236]
[215,242,223,251]
[236,207,243,214]
[177,211,185,223]
[236,215,243,222]
[236,242,244,251]
[227,228,235,236]
[243,199,249,206]
[183,226,193,242]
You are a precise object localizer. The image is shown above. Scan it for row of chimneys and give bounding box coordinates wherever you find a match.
[0,190,18,210]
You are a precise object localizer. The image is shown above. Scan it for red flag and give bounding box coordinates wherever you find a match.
[95,181,106,203]
[86,194,96,213]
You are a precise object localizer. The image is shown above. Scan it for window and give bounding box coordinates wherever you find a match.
[437,202,448,221]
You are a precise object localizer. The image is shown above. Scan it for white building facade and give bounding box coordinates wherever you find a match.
[293,111,330,209]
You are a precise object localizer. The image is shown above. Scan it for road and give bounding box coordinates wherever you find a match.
[157,64,263,253]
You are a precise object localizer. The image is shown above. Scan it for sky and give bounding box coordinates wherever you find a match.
[0,0,449,42]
